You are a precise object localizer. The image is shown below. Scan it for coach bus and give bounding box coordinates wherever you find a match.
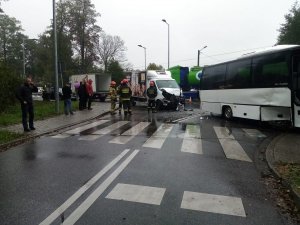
[199,45,300,127]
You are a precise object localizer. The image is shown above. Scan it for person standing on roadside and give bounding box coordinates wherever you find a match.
[118,79,132,115]
[16,77,38,132]
[86,79,93,110]
[78,78,88,110]
[109,81,117,115]
[62,82,74,116]
[146,80,158,113]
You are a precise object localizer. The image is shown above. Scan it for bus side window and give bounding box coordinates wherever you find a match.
[226,60,251,89]
[253,53,289,88]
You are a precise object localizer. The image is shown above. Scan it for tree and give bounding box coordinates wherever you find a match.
[97,32,126,72]
[147,63,164,70]
[0,0,8,13]
[277,2,300,44]
[62,0,101,73]
[107,60,124,84]
[0,14,25,75]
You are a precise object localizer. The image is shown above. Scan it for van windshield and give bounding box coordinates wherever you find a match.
[156,80,179,89]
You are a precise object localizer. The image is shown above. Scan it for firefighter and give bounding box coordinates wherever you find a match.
[109,81,117,115]
[118,79,132,115]
[116,81,123,114]
[146,81,158,113]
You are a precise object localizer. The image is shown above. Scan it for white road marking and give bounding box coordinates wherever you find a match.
[106,183,166,205]
[92,121,129,135]
[181,191,246,217]
[181,125,203,154]
[142,123,174,149]
[51,134,70,139]
[65,120,109,135]
[62,150,139,225]
[213,127,252,162]
[242,128,266,138]
[78,135,101,141]
[109,122,150,144]
[39,149,130,225]
[79,121,130,141]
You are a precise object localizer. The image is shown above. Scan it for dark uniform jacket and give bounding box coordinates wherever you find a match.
[119,84,132,101]
[146,86,158,100]
[16,83,38,104]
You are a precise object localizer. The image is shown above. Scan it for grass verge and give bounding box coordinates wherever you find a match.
[0,100,78,126]
[276,163,300,195]
[0,130,24,145]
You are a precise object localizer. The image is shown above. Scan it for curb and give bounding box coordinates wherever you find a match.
[0,110,111,152]
[265,133,300,209]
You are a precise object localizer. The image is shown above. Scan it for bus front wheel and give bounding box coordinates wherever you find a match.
[223,106,233,120]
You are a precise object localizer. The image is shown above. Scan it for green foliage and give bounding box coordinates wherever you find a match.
[0,63,22,112]
[147,63,164,70]
[278,2,300,44]
[0,130,24,144]
[108,60,124,84]
[0,14,25,74]
[0,100,78,126]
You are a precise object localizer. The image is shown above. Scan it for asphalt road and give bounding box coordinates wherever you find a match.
[0,103,295,225]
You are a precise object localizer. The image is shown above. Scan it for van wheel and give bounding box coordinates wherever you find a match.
[223,106,233,120]
[131,100,136,106]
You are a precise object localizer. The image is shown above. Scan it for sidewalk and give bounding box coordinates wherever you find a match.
[266,132,300,208]
[0,102,111,149]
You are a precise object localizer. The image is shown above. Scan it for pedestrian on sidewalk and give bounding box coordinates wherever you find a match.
[146,80,157,113]
[86,79,93,110]
[118,79,132,115]
[109,81,117,115]
[78,80,87,110]
[16,77,38,132]
[62,82,74,115]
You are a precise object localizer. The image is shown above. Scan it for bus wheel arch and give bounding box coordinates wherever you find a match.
[222,105,233,120]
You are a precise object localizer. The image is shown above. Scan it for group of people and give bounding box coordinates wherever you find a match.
[109,79,158,115]
[16,76,159,132]
[77,77,94,111]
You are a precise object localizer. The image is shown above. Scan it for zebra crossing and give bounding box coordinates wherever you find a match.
[51,119,267,162]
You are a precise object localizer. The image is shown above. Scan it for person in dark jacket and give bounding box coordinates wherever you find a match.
[16,77,38,132]
[118,79,132,115]
[78,80,87,110]
[146,81,158,113]
[62,83,74,115]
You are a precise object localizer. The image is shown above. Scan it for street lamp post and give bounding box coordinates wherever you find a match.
[53,0,59,113]
[162,19,170,69]
[197,46,207,67]
[138,45,147,70]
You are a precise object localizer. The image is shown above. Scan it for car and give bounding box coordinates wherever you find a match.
[42,87,63,101]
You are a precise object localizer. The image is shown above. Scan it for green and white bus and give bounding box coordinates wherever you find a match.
[200,45,300,127]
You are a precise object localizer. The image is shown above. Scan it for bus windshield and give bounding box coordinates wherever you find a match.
[156,80,179,89]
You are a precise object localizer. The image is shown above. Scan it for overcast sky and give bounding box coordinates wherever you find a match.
[2,0,296,70]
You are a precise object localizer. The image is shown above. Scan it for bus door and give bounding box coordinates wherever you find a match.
[292,55,300,127]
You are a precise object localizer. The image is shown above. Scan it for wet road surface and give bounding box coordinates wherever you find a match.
[0,103,294,225]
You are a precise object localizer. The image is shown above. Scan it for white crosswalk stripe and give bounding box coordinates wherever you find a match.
[181,191,246,217]
[142,123,174,149]
[109,122,151,144]
[79,121,130,141]
[213,127,252,162]
[51,134,71,139]
[242,128,266,138]
[106,183,166,205]
[181,124,202,154]
[65,120,109,135]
